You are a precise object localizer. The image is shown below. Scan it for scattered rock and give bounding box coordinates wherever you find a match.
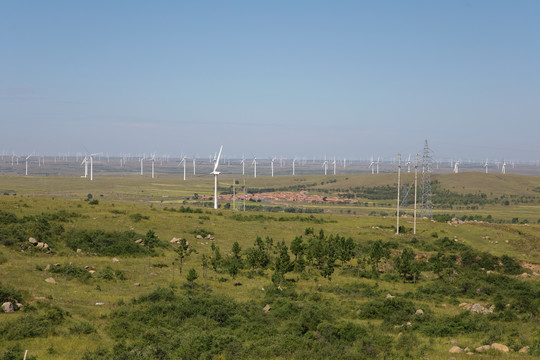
[475,345,490,353]
[28,237,37,245]
[386,293,395,299]
[169,238,180,244]
[84,265,90,269]
[415,309,424,315]
[491,343,509,353]
[36,242,45,248]
[112,257,120,263]
[95,302,105,306]
[263,304,271,312]
[520,272,530,278]
[196,235,203,239]
[463,347,470,352]
[134,283,141,287]
[405,321,412,327]
[135,238,143,244]
[88,270,96,274]
[43,243,49,250]
[449,346,463,353]
[53,263,61,267]
[45,264,51,271]
[519,346,529,353]
[2,302,14,313]
[450,339,458,344]
[77,248,82,253]
[45,277,56,284]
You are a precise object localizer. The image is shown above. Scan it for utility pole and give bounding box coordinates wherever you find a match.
[414,153,418,235]
[396,154,401,235]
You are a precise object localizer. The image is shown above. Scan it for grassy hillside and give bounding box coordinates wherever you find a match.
[0,173,539,359]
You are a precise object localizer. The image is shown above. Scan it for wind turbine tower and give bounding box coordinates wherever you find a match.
[484,159,489,174]
[151,154,156,179]
[502,160,506,174]
[453,160,459,174]
[252,158,257,178]
[81,157,88,178]
[25,155,31,176]
[89,153,102,181]
[271,157,276,177]
[322,160,328,175]
[332,157,336,175]
[211,146,223,210]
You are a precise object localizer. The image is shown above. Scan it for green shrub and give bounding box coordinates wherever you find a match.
[64,229,147,256]
[130,213,149,222]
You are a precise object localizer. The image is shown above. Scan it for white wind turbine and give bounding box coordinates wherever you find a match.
[151,153,156,179]
[322,160,328,175]
[271,157,276,177]
[81,156,88,178]
[252,157,257,178]
[140,155,145,176]
[407,154,412,173]
[292,158,296,176]
[211,146,223,210]
[453,160,460,173]
[502,160,506,174]
[332,157,336,175]
[369,156,375,174]
[240,155,246,176]
[193,157,196,175]
[25,155,32,176]
[179,156,187,181]
[89,153,102,181]
[484,159,489,174]
[376,157,380,174]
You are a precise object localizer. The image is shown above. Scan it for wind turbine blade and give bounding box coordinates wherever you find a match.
[213,145,223,172]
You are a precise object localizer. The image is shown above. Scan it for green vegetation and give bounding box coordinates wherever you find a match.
[0,173,539,359]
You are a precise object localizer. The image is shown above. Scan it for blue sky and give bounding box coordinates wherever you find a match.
[1,1,539,161]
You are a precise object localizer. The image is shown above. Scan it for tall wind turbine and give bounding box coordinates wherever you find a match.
[369,157,375,174]
[292,158,296,176]
[322,160,328,175]
[484,159,489,174]
[25,155,31,176]
[179,156,187,181]
[240,155,246,176]
[376,157,380,174]
[453,160,460,174]
[193,157,196,175]
[407,154,411,173]
[501,160,506,174]
[332,157,336,175]
[151,153,156,179]
[89,153,102,181]
[140,155,145,176]
[252,157,257,178]
[211,146,223,210]
[81,156,88,178]
[271,157,276,177]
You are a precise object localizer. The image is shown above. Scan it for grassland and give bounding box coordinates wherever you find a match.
[0,173,539,359]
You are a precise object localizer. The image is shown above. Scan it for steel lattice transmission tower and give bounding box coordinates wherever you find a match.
[420,140,433,218]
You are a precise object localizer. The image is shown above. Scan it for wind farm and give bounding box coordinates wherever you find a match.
[2,1,540,359]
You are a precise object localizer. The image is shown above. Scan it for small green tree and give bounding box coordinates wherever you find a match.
[210,243,222,279]
[144,230,159,268]
[175,238,196,276]
[186,268,198,289]
[232,241,242,259]
[368,240,390,272]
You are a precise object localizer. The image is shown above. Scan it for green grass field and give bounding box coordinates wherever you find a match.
[0,173,539,359]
